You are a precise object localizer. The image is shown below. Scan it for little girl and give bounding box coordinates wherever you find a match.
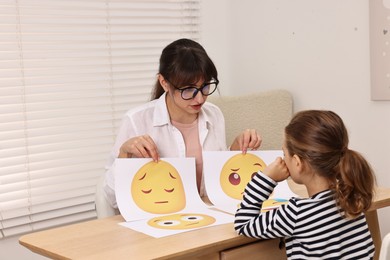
[235,110,376,259]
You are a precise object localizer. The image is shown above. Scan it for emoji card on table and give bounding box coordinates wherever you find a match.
[203,150,298,214]
[114,158,233,238]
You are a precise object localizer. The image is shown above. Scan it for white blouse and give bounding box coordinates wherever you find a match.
[103,92,228,208]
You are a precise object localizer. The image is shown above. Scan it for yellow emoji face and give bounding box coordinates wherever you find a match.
[131,160,186,214]
[220,153,266,200]
[147,213,216,230]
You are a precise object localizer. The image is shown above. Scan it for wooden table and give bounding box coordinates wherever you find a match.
[19,185,390,260]
[19,215,279,260]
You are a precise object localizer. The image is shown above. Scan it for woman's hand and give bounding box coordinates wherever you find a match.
[263,157,290,182]
[118,135,160,162]
[230,129,262,153]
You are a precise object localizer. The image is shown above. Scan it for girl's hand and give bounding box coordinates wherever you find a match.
[230,129,262,153]
[264,157,290,182]
[118,135,160,162]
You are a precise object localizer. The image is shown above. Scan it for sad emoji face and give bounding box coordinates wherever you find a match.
[131,160,186,214]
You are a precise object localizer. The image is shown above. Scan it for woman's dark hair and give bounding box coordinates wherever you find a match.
[284,110,376,218]
[151,38,218,100]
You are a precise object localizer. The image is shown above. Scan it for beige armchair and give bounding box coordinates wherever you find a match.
[208,89,293,150]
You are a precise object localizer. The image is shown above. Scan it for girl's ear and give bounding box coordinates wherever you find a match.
[293,154,303,172]
[158,74,170,92]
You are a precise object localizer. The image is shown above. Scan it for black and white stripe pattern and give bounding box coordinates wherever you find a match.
[234,172,375,259]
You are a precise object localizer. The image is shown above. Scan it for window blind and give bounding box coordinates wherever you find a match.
[0,0,200,238]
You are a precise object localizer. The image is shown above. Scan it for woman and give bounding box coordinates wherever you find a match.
[104,38,261,208]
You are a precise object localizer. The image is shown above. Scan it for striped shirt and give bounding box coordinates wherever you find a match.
[234,172,375,259]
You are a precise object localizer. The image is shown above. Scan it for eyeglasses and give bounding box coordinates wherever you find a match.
[167,79,219,100]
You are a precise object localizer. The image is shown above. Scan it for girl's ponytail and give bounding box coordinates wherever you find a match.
[335,149,375,218]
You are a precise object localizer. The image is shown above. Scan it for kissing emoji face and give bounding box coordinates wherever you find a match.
[220,153,266,199]
[131,160,186,214]
[147,213,216,230]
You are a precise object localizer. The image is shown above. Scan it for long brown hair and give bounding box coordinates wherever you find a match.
[284,110,375,218]
[151,38,218,100]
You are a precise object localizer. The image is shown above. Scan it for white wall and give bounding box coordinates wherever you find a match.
[202,0,390,238]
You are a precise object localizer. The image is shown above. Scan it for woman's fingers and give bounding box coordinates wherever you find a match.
[119,135,159,161]
[240,129,262,153]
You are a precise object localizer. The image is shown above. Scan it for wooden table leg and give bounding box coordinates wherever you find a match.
[366,210,381,260]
